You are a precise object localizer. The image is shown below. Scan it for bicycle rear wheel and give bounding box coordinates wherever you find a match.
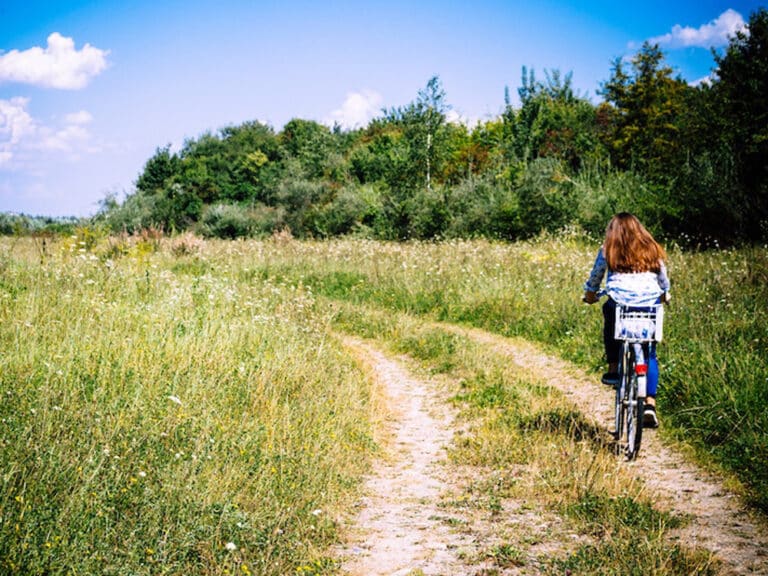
[625,357,645,460]
[614,344,629,444]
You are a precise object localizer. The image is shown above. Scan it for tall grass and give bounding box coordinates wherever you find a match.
[0,237,373,575]
[243,233,768,512]
[2,232,765,574]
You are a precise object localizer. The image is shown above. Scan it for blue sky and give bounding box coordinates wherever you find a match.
[0,0,763,217]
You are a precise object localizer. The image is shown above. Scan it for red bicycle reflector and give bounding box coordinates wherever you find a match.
[635,364,648,375]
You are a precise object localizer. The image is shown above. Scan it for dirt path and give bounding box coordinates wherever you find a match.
[333,337,475,575]
[334,328,768,575]
[447,325,768,576]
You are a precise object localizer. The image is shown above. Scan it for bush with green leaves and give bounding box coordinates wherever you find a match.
[198,203,288,239]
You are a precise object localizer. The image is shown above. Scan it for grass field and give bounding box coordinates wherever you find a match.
[0,231,765,574]
[0,234,372,575]
[250,232,768,511]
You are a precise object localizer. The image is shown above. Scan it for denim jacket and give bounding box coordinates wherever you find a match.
[584,247,670,306]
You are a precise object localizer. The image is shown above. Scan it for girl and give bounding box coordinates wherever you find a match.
[583,213,670,428]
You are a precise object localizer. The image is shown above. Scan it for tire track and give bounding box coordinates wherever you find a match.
[333,336,471,576]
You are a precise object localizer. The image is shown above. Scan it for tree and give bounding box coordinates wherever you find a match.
[507,68,602,173]
[222,121,280,203]
[600,43,691,182]
[383,75,451,190]
[416,76,450,191]
[443,120,501,185]
[135,145,179,194]
[279,119,337,181]
[372,76,452,238]
[712,7,768,240]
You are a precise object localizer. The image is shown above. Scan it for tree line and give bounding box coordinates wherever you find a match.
[99,8,767,245]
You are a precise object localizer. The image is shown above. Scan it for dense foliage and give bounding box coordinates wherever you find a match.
[0,213,81,236]
[97,8,767,244]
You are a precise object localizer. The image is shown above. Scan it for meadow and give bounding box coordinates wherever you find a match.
[0,234,372,575]
[1,231,765,574]
[248,231,768,505]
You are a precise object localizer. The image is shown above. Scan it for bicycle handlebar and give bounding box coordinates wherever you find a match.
[582,289,606,304]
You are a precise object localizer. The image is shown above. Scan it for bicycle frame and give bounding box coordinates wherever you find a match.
[613,303,663,460]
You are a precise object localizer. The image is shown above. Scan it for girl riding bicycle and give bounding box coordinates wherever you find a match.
[583,213,671,428]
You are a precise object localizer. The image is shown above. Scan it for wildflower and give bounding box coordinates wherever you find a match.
[311,509,322,516]
[225,542,237,551]
[167,395,182,405]
[138,471,147,478]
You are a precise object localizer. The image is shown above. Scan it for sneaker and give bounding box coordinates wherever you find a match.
[601,372,620,387]
[643,405,659,428]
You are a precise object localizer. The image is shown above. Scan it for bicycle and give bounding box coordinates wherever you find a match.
[612,302,664,460]
[584,291,665,460]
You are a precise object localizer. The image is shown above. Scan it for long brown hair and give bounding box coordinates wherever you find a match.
[603,213,666,273]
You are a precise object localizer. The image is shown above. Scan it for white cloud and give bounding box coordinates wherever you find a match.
[690,74,715,87]
[446,109,484,127]
[0,98,98,166]
[325,90,383,130]
[648,9,747,49]
[0,98,36,166]
[0,32,109,89]
[40,122,91,153]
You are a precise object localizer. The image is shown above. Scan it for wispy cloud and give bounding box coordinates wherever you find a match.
[0,98,99,167]
[647,9,747,49]
[0,98,36,165]
[39,113,95,154]
[325,90,383,130]
[0,33,109,90]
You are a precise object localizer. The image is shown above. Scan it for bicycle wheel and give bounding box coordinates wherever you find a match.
[614,343,629,444]
[625,353,645,460]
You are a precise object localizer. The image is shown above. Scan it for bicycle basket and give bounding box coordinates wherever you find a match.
[614,305,664,342]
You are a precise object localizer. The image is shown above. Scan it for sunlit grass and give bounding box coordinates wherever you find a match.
[0,237,372,575]
[1,232,765,574]
[243,233,768,513]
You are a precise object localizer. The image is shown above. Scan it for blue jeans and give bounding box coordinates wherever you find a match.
[603,298,659,397]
